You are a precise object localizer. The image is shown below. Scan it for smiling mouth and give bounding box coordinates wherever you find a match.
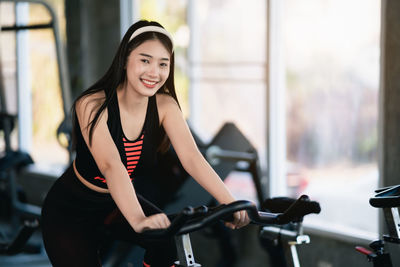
[141,79,158,88]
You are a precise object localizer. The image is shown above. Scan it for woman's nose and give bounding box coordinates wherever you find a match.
[147,63,159,77]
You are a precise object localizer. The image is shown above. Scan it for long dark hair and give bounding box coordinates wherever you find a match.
[72,20,179,153]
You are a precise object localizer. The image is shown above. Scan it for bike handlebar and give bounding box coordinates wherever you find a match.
[141,195,321,239]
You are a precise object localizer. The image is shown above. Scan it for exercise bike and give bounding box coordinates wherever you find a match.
[259,196,320,267]
[355,185,400,267]
[141,194,320,267]
[0,113,42,257]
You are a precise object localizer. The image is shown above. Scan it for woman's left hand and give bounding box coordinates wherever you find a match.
[225,210,250,230]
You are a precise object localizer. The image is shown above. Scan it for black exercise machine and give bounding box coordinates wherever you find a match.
[0,0,71,263]
[356,185,400,267]
[259,196,321,267]
[140,195,320,267]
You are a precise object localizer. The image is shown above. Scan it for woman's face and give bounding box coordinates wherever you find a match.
[125,39,171,97]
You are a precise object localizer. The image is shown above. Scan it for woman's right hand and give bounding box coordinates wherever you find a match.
[133,213,171,233]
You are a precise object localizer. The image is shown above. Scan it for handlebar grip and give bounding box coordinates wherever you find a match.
[179,200,258,234]
[262,197,297,213]
[139,206,195,239]
[276,195,321,224]
[140,205,210,239]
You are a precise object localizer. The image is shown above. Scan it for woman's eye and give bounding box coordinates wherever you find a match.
[160,63,168,67]
[141,59,150,64]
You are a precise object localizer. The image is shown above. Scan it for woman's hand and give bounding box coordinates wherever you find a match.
[133,213,171,233]
[225,210,250,230]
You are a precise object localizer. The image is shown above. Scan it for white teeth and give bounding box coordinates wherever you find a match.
[142,79,157,85]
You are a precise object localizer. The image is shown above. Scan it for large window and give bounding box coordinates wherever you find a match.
[283,0,381,238]
[186,0,267,204]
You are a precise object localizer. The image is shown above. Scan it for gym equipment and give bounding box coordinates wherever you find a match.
[0,219,39,255]
[0,113,42,258]
[0,0,73,158]
[355,185,400,267]
[259,197,321,267]
[140,195,321,267]
[0,0,73,217]
[0,1,71,264]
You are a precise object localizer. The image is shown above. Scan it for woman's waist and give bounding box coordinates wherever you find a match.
[73,160,110,194]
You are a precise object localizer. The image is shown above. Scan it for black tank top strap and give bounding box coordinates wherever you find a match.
[144,95,158,132]
[107,92,124,152]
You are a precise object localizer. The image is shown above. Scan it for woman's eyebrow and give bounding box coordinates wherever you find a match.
[139,53,169,61]
[139,53,152,58]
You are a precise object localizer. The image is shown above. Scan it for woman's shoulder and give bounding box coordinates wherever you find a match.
[155,93,180,121]
[155,93,178,109]
[75,91,106,113]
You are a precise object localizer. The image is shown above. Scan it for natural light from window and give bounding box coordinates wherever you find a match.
[283,0,381,239]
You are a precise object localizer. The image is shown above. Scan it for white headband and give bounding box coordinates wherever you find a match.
[129,26,174,49]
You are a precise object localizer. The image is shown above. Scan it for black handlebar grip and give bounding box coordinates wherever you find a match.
[277,195,321,224]
[261,197,297,213]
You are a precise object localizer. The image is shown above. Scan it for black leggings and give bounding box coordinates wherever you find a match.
[41,165,176,267]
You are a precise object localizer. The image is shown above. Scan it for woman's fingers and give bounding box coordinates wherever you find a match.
[224,221,236,229]
[136,213,171,232]
[229,211,250,229]
[239,210,250,228]
[151,213,170,229]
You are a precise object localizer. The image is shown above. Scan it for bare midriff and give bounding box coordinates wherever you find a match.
[73,160,110,194]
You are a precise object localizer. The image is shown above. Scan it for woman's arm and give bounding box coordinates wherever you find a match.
[158,95,249,228]
[75,94,170,232]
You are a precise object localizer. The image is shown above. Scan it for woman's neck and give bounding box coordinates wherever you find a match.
[117,85,148,113]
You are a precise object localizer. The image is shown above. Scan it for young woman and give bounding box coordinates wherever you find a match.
[41,20,249,267]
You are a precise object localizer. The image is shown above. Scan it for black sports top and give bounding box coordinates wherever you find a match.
[74,93,164,189]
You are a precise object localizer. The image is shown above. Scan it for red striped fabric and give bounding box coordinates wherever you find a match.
[125,146,142,151]
[91,134,144,184]
[123,133,144,180]
[123,140,143,146]
[126,151,141,156]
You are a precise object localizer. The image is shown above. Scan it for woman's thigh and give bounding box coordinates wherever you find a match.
[42,222,102,267]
